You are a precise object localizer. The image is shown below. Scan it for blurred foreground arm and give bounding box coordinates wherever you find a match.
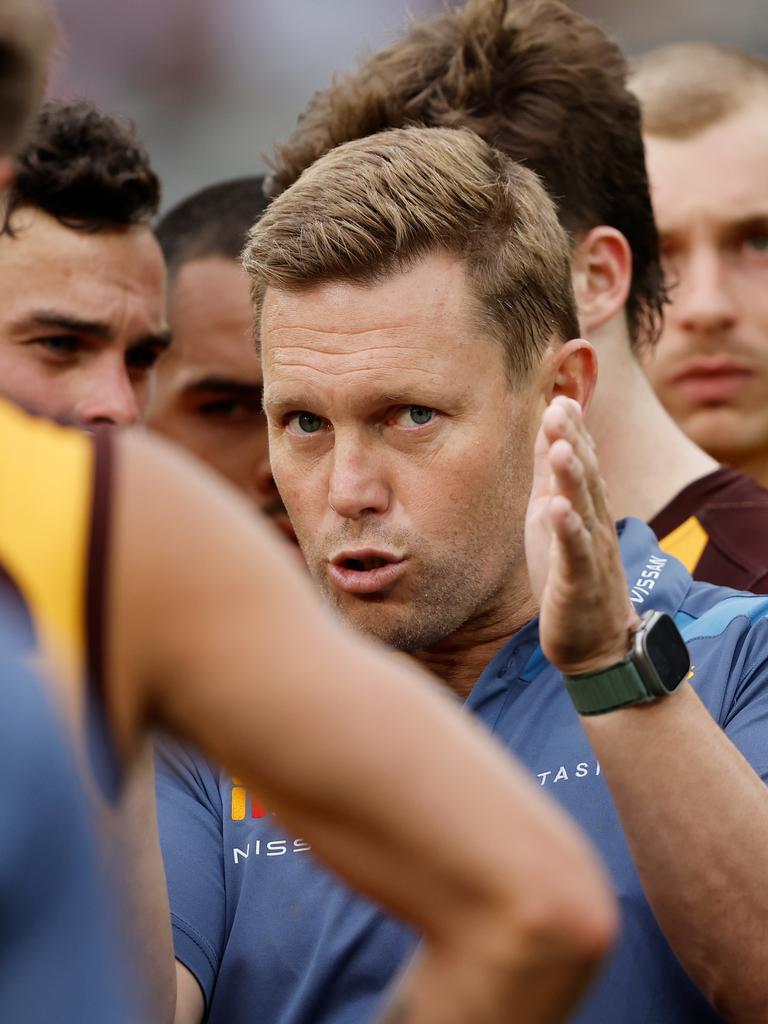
[109,430,616,1024]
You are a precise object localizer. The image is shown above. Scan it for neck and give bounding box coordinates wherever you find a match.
[587,329,718,522]
[724,449,768,490]
[412,585,539,699]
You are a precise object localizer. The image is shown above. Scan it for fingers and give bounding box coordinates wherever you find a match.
[542,397,609,529]
[530,412,556,505]
[549,492,594,574]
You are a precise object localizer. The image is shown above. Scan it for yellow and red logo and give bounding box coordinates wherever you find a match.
[231,777,266,821]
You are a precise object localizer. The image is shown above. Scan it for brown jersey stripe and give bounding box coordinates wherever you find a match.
[85,426,113,711]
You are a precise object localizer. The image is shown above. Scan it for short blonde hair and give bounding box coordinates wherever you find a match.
[0,0,55,154]
[244,126,578,379]
[631,42,768,140]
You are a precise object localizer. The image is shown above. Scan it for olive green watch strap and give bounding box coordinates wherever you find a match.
[563,661,653,716]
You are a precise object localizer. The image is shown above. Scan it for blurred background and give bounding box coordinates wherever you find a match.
[50,0,768,211]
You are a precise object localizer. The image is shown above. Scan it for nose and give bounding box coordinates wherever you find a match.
[327,436,391,520]
[672,248,738,337]
[73,359,141,427]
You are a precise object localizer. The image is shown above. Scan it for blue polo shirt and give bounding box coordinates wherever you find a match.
[157,518,768,1023]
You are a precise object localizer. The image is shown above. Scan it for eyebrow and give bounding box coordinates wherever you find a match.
[264,388,441,411]
[19,311,173,352]
[661,213,768,239]
[25,311,112,337]
[727,214,768,234]
[184,377,263,396]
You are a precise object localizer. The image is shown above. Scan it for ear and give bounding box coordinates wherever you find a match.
[545,338,598,415]
[571,226,631,335]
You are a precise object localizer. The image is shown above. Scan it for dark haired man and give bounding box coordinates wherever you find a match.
[150,178,291,536]
[269,0,768,593]
[160,125,768,1024]
[631,45,768,492]
[0,97,169,425]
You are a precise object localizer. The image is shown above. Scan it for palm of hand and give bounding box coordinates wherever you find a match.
[526,398,639,676]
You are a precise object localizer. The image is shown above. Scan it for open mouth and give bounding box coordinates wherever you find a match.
[328,551,407,595]
[340,555,391,572]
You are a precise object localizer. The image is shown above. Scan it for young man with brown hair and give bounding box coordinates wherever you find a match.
[630,44,768,490]
[0,98,170,426]
[267,0,768,593]
[159,124,768,1024]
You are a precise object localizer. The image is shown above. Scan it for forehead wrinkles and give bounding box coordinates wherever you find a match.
[267,335,447,380]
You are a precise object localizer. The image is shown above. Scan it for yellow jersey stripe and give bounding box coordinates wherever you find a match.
[658,515,709,575]
[0,399,92,690]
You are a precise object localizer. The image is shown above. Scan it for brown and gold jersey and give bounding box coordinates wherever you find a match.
[650,467,768,594]
[0,397,116,792]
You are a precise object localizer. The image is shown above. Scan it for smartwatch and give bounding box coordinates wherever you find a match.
[563,610,690,716]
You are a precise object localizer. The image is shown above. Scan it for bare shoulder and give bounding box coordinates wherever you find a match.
[173,961,205,1024]
[106,428,334,749]
[112,427,306,604]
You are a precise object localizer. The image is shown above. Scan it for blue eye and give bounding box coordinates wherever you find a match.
[409,406,433,425]
[299,412,322,433]
[287,411,324,434]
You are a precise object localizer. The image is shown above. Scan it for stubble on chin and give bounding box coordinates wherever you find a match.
[314,562,496,654]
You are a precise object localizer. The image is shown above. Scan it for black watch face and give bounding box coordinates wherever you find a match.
[645,614,690,693]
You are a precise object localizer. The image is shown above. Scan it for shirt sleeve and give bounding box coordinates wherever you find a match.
[155,738,226,1008]
[693,615,768,785]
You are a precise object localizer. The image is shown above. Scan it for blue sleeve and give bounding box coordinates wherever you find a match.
[155,738,226,1008]
[721,618,768,784]
[692,615,768,784]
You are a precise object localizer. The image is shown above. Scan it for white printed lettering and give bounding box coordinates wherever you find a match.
[536,759,601,787]
[233,844,250,864]
[630,556,667,603]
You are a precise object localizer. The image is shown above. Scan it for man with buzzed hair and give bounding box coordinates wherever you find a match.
[159,123,768,1024]
[151,177,293,541]
[268,0,768,593]
[630,44,768,490]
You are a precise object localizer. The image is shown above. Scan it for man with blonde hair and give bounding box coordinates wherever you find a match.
[0,7,618,1024]
[159,123,768,1024]
[631,43,768,489]
[268,0,768,593]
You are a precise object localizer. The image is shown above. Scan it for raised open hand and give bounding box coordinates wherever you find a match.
[525,396,640,676]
